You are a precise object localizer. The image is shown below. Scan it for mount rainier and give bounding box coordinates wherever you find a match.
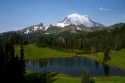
[54,13,104,27]
[20,13,104,34]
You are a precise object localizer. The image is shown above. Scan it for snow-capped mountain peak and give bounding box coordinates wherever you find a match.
[19,13,104,34]
[21,23,45,34]
[55,13,104,27]
[66,13,90,22]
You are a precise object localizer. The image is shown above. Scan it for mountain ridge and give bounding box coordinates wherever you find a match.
[18,13,105,34]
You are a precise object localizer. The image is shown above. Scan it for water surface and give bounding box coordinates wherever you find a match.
[26,57,125,77]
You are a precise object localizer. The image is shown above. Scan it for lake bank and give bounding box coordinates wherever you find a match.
[55,73,125,83]
[81,49,125,70]
[15,44,76,60]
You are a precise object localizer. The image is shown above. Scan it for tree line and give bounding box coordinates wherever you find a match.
[36,24,125,61]
[0,24,125,61]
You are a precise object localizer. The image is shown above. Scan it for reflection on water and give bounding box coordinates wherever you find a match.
[103,64,110,76]
[26,57,125,77]
[95,61,99,68]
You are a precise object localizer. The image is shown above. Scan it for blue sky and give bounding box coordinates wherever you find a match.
[0,0,125,32]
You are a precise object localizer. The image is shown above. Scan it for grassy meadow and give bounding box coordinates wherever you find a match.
[93,76,125,83]
[81,49,125,69]
[15,44,76,60]
[54,73,81,83]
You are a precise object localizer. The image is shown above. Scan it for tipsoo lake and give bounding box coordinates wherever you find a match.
[26,57,125,77]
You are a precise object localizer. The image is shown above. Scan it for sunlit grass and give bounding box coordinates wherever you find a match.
[93,76,125,83]
[54,73,81,83]
[81,49,125,69]
[15,44,76,60]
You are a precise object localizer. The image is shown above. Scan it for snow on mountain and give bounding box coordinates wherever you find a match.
[55,23,70,27]
[22,23,45,34]
[20,13,104,34]
[77,27,82,30]
[54,13,104,27]
[45,25,52,30]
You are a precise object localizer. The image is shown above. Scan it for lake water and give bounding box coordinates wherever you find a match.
[26,57,125,77]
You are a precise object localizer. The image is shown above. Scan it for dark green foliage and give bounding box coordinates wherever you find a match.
[0,31,29,45]
[0,23,125,63]
[0,41,58,83]
[35,24,125,61]
[0,42,25,83]
[20,45,26,81]
[81,68,91,83]
[103,64,110,76]
[25,72,58,83]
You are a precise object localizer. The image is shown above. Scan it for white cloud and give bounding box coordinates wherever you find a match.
[99,7,109,11]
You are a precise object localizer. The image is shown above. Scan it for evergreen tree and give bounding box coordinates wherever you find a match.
[20,45,25,82]
[81,68,90,83]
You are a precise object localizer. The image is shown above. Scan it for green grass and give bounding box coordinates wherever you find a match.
[81,49,125,69]
[52,73,125,83]
[25,72,125,83]
[15,44,76,60]
[54,73,81,83]
[93,76,125,83]
[79,50,125,83]
[54,74,125,83]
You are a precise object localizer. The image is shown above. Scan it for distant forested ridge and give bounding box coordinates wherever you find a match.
[0,23,125,60]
